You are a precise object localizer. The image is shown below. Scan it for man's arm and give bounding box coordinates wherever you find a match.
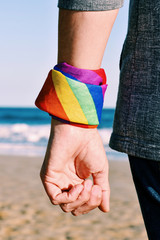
[58,9,118,69]
[40,8,119,216]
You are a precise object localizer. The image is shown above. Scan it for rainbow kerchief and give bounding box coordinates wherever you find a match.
[35,62,107,128]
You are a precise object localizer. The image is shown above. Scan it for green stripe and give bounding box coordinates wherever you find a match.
[66,77,99,125]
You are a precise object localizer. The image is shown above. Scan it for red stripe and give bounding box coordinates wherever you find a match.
[92,69,107,85]
[70,122,97,128]
[35,70,70,121]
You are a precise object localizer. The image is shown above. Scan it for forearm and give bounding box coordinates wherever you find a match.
[58,9,119,69]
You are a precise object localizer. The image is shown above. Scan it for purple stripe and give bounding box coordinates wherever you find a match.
[102,84,108,98]
[56,62,103,86]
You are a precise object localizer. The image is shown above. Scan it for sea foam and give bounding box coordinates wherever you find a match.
[0,124,113,157]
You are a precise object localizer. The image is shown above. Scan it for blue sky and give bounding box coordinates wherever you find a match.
[0,0,129,108]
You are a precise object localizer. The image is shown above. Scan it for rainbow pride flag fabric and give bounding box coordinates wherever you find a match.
[35,62,107,128]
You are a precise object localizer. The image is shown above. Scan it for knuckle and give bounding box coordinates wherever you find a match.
[51,199,58,205]
[71,211,80,216]
[62,208,70,213]
[61,204,71,213]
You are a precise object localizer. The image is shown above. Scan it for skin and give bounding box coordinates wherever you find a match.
[40,119,110,215]
[40,9,119,216]
[58,9,119,69]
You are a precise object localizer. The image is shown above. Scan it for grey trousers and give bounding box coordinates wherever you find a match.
[58,0,124,11]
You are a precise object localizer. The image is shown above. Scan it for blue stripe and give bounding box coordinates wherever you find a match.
[86,85,103,122]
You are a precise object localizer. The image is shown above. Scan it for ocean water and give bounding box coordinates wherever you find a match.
[0,107,126,160]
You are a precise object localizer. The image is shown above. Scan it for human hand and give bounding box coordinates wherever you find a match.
[40,119,110,216]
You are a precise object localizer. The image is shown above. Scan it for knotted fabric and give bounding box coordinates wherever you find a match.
[35,62,107,128]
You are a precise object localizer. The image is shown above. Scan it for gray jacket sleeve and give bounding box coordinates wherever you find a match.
[58,0,124,11]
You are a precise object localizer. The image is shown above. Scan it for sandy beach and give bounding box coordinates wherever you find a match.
[0,155,147,240]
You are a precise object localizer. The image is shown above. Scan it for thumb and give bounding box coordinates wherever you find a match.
[92,161,110,212]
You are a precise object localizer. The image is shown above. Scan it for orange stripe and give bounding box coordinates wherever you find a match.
[35,71,70,121]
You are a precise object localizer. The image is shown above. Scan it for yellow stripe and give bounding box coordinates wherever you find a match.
[51,70,88,124]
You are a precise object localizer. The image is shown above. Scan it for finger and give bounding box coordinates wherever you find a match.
[54,184,84,204]
[60,179,92,212]
[41,179,61,204]
[71,185,102,216]
[92,162,110,212]
[44,181,83,205]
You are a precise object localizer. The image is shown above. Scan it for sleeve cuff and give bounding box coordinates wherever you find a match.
[58,0,124,11]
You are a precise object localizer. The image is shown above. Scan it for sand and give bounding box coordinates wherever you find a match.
[0,155,147,240]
